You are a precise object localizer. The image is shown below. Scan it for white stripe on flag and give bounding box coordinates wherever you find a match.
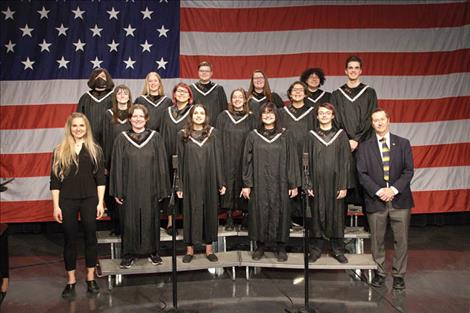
[0,176,51,201]
[411,166,470,192]
[1,128,63,154]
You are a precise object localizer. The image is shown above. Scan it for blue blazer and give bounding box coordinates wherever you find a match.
[356,133,414,213]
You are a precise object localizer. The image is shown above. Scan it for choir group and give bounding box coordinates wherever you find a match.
[50,55,383,298]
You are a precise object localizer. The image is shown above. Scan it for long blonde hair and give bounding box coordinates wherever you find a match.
[141,72,164,96]
[52,112,102,179]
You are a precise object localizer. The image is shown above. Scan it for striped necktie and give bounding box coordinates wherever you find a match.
[380,137,390,183]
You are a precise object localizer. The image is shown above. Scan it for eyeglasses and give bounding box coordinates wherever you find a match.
[253,77,265,81]
[176,89,189,94]
[261,112,275,116]
[292,88,304,93]
[318,111,333,116]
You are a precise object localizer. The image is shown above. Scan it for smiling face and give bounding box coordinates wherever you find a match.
[372,110,390,137]
[192,106,206,125]
[130,108,147,131]
[345,61,362,81]
[261,109,276,127]
[147,73,161,94]
[252,72,265,90]
[116,88,130,105]
[290,83,306,103]
[71,117,87,141]
[198,65,213,83]
[306,73,320,90]
[231,90,245,111]
[175,86,190,104]
[317,106,334,127]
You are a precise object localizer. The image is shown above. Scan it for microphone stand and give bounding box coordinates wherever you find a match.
[165,156,196,313]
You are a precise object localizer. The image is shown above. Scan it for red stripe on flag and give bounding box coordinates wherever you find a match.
[0,200,53,223]
[181,3,470,32]
[381,97,470,123]
[412,189,470,214]
[412,143,470,168]
[180,50,470,79]
[0,153,52,178]
[0,104,76,130]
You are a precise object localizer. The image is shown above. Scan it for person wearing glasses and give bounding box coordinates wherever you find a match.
[247,70,284,118]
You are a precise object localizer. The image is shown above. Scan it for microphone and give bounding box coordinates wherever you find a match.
[302,152,309,171]
[171,155,178,170]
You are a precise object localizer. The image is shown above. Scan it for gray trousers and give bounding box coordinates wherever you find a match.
[367,206,411,278]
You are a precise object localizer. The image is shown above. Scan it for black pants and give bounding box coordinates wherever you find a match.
[60,197,98,271]
[0,227,8,279]
[310,237,344,254]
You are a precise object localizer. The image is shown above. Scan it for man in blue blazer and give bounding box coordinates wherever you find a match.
[356,108,414,290]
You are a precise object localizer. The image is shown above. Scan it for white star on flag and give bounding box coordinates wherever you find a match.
[2,7,15,20]
[56,24,68,37]
[90,57,103,69]
[156,57,167,69]
[107,40,119,52]
[90,24,103,37]
[124,56,136,69]
[4,40,15,53]
[107,7,119,20]
[71,6,85,20]
[37,6,50,19]
[140,40,153,52]
[73,39,86,52]
[38,39,51,52]
[21,57,35,70]
[157,25,169,38]
[56,56,70,69]
[20,24,34,37]
[123,24,136,37]
[141,7,153,19]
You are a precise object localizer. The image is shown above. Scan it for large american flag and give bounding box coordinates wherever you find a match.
[1,1,469,222]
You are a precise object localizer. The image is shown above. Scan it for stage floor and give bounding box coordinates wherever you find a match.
[1,225,469,313]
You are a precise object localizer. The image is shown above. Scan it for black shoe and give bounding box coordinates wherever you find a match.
[240,214,248,231]
[166,225,174,236]
[0,291,6,304]
[309,250,321,263]
[330,252,348,264]
[86,280,100,294]
[371,273,386,288]
[252,243,265,260]
[393,277,405,290]
[277,250,288,262]
[61,283,76,299]
[225,215,234,231]
[120,257,134,269]
[148,254,163,265]
[206,253,218,262]
[182,254,193,263]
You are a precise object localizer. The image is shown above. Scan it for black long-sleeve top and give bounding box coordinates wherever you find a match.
[50,147,106,200]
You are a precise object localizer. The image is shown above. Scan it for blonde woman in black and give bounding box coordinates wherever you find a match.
[50,112,105,298]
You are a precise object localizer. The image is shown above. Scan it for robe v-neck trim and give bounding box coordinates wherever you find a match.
[310,129,343,146]
[142,95,168,108]
[189,127,214,147]
[86,89,114,103]
[168,105,192,124]
[225,110,249,125]
[338,85,369,102]
[283,106,314,122]
[307,90,326,103]
[254,129,283,144]
[250,95,267,103]
[107,109,128,124]
[192,83,218,96]
[123,130,155,149]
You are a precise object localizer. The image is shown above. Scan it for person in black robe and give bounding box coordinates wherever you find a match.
[176,104,226,263]
[303,103,354,264]
[110,104,170,268]
[279,81,315,224]
[247,70,284,118]
[190,61,228,124]
[159,83,194,234]
[134,72,172,131]
[242,102,301,262]
[300,67,331,109]
[77,68,115,147]
[102,85,132,235]
[331,55,377,205]
[215,88,255,231]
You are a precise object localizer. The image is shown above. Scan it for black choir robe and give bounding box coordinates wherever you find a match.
[190,81,227,124]
[176,128,225,245]
[305,89,331,109]
[215,110,256,210]
[102,109,131,170]
[248,91,284,118]
[331,83,377,205]
[110,130,170,256]
[303,128,354,239]
[279,104,315,217]
[242,129,301,244]
[77,89,114,147]
[134,95,172,131]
